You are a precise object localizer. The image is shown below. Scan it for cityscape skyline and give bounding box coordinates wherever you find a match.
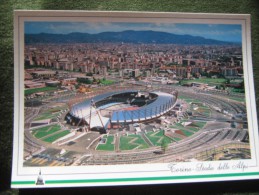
[25,22,242,43]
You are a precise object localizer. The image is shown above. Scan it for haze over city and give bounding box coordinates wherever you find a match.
[25,22,242,43]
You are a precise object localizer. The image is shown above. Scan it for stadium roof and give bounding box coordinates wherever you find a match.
[69,90,176,128]
[110,91,176,123]
[70,90,139,119]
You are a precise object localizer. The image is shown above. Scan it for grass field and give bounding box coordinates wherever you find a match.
[170,121,203,136]
[96,135,115,151]
[34,112,59,121]
[32,124,71,143]
[100,79,114,85]
[146,130,174,146]
[193,121,207,129]
[42,130,70,143]
[178,95,211,117]
[196,105,211,117]
[175,124,195,136]
[32,124,61,139]
[34,105,68,121]
[181,78,226,86]
[181,130,194,137]
[120,134,149,150]
[178,95,202,104]
[173,137,182,142]
[25,86,57,96]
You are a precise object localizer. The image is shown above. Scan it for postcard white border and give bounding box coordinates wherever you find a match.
[12,10,259,188]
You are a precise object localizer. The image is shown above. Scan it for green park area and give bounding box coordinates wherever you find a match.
[42,130,70,143]
[193,104,211,117]
[100,79,114,85]
[180,78,226,86]
[120,134,149,150]
[34,104,68,121]
[146,130,174,146]
[192,121,207,129]
[173,137,182,142]
[178,95,211,117]
[78,77,114,85]
[96,135,115,151]
[31,124,70,143]
[25,86,57,96]
[32,124,61,139]
[170,120,206,137]
[178,95,202,104]
[181,129,194,136]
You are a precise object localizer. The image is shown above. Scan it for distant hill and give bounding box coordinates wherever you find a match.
[25,30,238,45]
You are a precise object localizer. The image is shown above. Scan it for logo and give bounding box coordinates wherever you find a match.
[36,170,44,185]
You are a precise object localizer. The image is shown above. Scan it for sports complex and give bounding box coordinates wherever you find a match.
[23,81,250,167]
[65,89,178,133]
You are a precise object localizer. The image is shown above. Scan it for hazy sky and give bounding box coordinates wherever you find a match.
[25,22,242,43]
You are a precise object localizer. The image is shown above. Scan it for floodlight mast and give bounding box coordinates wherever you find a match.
[88,99,105,132]
[88,100,93,132]
[75,108,83,127]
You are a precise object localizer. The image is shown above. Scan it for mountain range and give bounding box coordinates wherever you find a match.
[25,30,239,45]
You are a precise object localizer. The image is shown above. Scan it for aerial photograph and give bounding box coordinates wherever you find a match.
[23,21,249,167]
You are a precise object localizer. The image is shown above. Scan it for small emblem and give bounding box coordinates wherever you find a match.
[36,170,44,185]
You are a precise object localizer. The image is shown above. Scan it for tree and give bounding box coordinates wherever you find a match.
[77,77,92,84]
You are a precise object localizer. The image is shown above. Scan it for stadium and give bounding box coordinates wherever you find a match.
[65,89,178,133]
